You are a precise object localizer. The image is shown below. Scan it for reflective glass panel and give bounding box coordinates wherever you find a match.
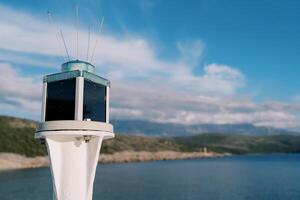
[83,79,106,122]
[45,78,76,121]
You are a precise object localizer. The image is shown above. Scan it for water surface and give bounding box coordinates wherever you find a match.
[1,154,300,200]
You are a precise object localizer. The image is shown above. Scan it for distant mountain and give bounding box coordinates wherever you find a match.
[111,119,300,137]
[0,115,297,137]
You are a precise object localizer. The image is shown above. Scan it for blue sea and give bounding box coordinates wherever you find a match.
[1,154,300,200]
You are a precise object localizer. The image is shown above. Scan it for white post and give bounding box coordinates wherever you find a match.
[106,86,109,123]
[41,82,47,122]
[45,132,107,200]
[75,77,84,120]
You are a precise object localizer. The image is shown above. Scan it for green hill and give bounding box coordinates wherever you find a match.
[175,134,300,154]
[0,116,46,157]
[0,116,180,157]
[1,115,300,157]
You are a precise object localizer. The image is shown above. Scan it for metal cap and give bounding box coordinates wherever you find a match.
[61,60,95,73]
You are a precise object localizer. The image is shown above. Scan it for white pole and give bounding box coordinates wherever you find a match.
[106,86,109,123]
[75,77,84,120]
[41,82,47,122]
[45,132,108,200]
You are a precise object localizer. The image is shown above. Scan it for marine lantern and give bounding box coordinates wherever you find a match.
[35,60,114,200]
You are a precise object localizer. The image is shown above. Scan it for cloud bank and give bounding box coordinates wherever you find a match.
[0,5,299,129]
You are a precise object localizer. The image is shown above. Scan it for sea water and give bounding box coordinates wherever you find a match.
[1,154,300,200]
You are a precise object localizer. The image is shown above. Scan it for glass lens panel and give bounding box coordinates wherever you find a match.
[83,79,106,122]
[45,78,76,121]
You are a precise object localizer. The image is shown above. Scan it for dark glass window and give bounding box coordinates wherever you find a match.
[45,79,76,121]
[83,80,106,122]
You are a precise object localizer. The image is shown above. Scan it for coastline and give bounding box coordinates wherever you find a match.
[0,151,227,171]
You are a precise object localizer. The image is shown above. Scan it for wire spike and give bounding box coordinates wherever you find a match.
[59,29,71,61]
[47,10,67,61]
[90,16,104,63]
[86,26,91,61]
[76,5,79,60]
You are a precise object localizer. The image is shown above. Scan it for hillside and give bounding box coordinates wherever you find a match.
[0,116,181,157]
[175,134,300,154]
[0,116,46,157]
[1,115,300,157]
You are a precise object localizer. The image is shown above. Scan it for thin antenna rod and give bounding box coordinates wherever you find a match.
[86,26,91,61]
[90,16,104,63]
[47,11,67,61]
[76,6,79,60]
[59,29,71,61]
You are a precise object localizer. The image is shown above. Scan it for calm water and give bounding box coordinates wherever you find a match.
[1,154,300,200]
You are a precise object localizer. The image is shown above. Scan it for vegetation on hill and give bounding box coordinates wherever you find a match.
[0,116,46,157]
[1,115,300,157]
[101,135,180,154]
[0,116,180,156]
[175,134,300,154]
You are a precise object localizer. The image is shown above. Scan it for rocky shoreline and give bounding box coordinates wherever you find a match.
[0,151,227,171]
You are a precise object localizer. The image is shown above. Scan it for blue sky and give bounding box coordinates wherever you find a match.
[0,0,300,129]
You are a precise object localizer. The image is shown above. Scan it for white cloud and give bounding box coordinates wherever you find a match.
[0,63,42,114]
[204,64,244,81]
[166,63,244,95]
[0,5,299,129]
[177,40,204,66]
[0,5,242,96]
[292,94,300,103]
[110,82,300,128]
[0,63,41,100]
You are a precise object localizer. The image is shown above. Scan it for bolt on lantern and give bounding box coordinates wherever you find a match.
[35,60,114,200]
